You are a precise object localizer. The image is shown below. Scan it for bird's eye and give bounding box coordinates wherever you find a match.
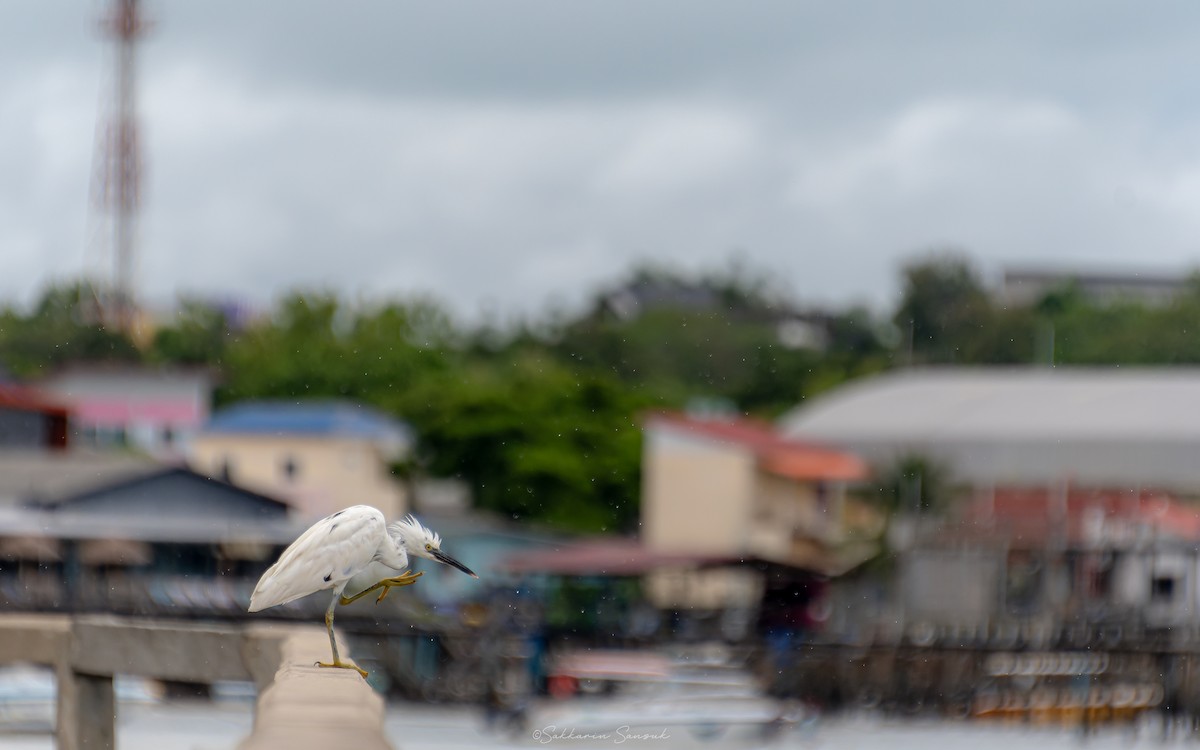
[425,543,432,551]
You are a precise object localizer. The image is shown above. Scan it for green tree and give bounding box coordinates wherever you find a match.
[894,252,991,363]
[0,280,140,377]
[149,299,231,365]
[401,353,647,532]
[218,292,452,404]
[547,261,891,415]
[868,454,954,515]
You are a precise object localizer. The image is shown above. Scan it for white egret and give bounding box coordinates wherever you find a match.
[248,506,477,678]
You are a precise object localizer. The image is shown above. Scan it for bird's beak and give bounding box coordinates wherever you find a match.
[431,549,478,579]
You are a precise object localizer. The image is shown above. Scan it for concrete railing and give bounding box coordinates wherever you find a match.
[0,614,392,750]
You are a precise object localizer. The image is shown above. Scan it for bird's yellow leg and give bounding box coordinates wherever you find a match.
[316,658,369,679]
[338,570,423,606]
[316,594,368,679]
[373,570,423,603]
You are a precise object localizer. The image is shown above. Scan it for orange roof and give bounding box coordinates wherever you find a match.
[758,449,868,482]
[646,411,868,482]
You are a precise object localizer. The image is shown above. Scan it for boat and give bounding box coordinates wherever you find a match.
[530,648,808,747]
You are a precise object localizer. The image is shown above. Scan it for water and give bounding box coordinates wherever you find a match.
[0,702,251,750]
[1,703,1198,749]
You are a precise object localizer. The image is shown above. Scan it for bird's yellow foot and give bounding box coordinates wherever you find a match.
[374,570,423,603]
[339,570,424,606]
[316,659,369,679]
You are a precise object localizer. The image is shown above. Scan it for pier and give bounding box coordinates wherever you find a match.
[0,614,391,750]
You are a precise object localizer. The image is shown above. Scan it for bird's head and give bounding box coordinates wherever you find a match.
[390,514,478,578]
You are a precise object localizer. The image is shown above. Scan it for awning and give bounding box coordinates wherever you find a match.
[0,536,62,562]
[79,538,153,566]
[501,537,879,578]
[501,539,726,576]
[218,540,274,561]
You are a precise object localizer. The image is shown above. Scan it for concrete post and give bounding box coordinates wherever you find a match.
[55,660,81,750]
[238,628,393,750]
[56,664,115,750]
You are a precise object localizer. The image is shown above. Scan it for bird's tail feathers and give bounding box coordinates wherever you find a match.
[247,562,310,611]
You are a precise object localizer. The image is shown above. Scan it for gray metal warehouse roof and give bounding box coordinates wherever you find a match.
[778,368,1200,488]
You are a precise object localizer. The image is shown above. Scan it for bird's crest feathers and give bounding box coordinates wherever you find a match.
[391,514,442,548]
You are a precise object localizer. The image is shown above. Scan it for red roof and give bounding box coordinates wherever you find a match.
[646,411,868,482]
[0,383,69,417]
[964,486,1200,543]
[550,650,672,680]
[501,538,723,576]
[500,537,867,576]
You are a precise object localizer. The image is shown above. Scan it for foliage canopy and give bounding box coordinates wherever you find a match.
[8,255,1200,530]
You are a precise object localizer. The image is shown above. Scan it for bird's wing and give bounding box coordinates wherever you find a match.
[343,526,410,598]
[249,505,386,612]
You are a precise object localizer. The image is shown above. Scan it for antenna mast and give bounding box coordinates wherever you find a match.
[91,0,148,333]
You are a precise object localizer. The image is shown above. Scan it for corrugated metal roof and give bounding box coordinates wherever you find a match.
[781,367,1200,441]
[204,400,411,443]
[0,449,158,507]
[0,460,303,545]
[778,367,1200,487]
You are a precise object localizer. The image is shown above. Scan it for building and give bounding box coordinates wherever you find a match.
[780,368,1200,649]
[189,400,412,520]
[37,366,214,458]
[0,448,154,507]
[779,367,1200,490]
[0,452,301,615]
[0,384,69,450]
[643,411,872,563]
[1000,267,1188,308]
[640,412,878,612]
[892,485,1200,646]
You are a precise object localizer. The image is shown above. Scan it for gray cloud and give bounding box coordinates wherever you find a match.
[5,1,1200,321]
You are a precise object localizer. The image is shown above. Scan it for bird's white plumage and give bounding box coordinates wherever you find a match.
[343,560,398,601]
[247,507,473,678]
[341,515,438,599]
[249,505,393,611]
[393,514,442,548]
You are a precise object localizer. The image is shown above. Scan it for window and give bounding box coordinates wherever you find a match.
[1005,552,1043,613]
[1151,576,1176,602]
[282,455,300,482]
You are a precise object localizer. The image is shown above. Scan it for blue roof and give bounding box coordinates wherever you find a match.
[204,401,412,443]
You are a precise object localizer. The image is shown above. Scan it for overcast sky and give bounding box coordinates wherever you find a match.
[5,2,1200,321]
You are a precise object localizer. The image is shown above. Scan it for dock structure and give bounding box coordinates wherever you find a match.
[771,640,1200,727]
[0,614,391,750]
